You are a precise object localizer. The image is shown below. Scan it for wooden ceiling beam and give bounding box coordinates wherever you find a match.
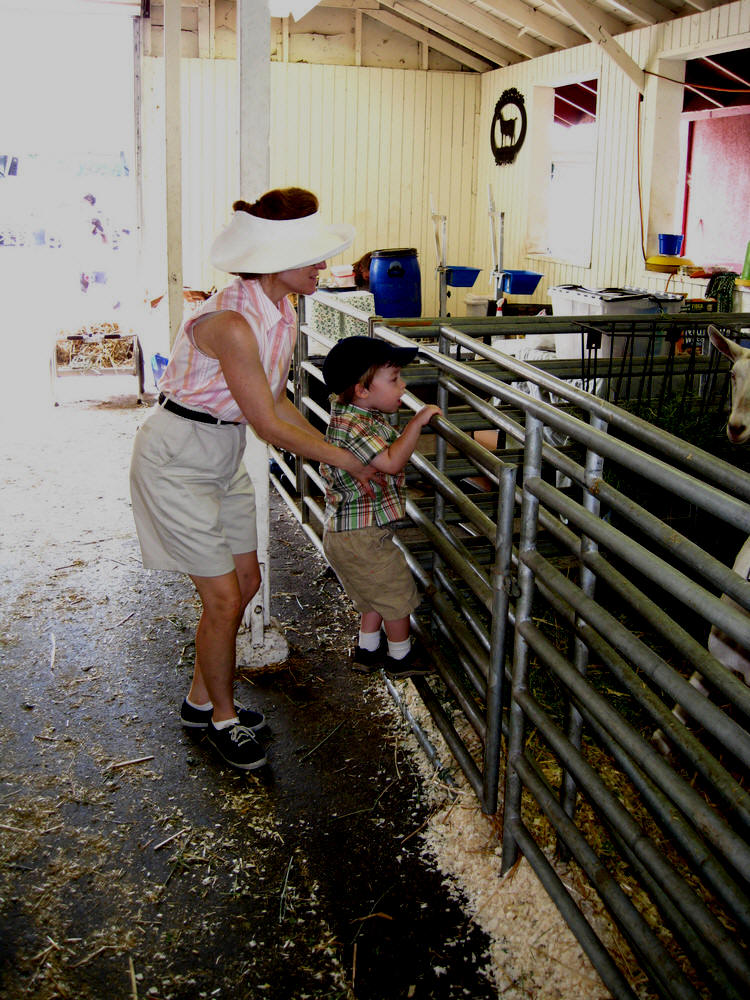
[384,0,520,65]
[318,1,380,8]
[702,55,750,89]
[409,0,552,59]
[604,0,675,26]
[552,0,646,92]
[364,8,492,71]
[478,0,600,48]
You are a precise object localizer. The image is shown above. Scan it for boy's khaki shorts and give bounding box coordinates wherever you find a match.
[323,525,419,621]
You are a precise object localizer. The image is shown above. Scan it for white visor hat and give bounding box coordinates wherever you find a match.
[210,210,355,274]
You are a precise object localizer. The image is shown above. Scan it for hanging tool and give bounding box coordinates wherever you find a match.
[488,185,505,311]
[430,194,449,316]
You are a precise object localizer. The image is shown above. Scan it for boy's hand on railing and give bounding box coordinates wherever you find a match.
[414,404,443,428]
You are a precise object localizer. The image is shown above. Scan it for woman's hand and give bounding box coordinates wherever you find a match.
[340,452,381,497]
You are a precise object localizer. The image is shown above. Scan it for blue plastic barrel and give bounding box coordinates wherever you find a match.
[369,248,421,317]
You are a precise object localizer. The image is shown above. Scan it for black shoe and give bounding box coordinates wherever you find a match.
[351,637,387,674]
[384,645,431,680]
[205,721,267,771]
[180,699,265,732]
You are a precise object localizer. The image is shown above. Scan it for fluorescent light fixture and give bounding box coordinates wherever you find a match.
[268,1,319,21]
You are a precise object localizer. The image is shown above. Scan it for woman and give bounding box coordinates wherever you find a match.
[130,188,375,772]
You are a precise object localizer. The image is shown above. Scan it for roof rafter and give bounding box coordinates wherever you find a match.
[364,7,492,70]
[552,0,646,92]
[413,0,553,59]
[605,0,676,25]
[384,0,520,65]
[477,0,604,48]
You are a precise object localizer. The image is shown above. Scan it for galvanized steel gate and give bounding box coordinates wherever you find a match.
[271,300,750,1000]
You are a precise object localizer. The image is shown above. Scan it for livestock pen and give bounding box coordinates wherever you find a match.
[270,298,750,1000]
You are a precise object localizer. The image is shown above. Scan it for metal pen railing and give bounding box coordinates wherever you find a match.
[271,297,750,1000]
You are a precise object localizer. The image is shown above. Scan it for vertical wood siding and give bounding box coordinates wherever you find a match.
[270,63,481,315]
[474,0,750,305]
[142,59,480,314]
[140,1,748,312]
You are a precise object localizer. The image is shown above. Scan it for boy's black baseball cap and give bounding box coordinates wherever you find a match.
[322,335,418,393]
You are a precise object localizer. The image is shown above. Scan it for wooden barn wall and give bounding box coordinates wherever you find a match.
[473,0,750,307]
[141,59,480,315]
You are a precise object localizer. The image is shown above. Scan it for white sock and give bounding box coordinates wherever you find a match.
[212,716,240,730]
[387,638,411,660]
[187,698,212,711]
[358,629,381,652]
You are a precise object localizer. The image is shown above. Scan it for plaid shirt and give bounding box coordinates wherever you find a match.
[321,400,406,531]
[159,278,296,423]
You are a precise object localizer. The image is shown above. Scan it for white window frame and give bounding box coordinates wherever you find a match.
[525,79,598,269]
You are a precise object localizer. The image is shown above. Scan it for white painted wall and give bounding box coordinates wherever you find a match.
[473,0,750,308]
[141,59,481,317]
[140,1,750,322]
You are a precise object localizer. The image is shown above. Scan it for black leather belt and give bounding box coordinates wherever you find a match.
[158,393,239,426]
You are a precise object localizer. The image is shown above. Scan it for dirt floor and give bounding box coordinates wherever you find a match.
[0,375,502,1000]
[1,366,618,1000]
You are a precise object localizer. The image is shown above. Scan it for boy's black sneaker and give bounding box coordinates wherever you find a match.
[180,699,266,732]
[205,721,267,771]
[384,645,431,680]
[351,637,387,674]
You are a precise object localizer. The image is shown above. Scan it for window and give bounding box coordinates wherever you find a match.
[648,47,750,271]
[527,80,598,267]
[678,50,750,271]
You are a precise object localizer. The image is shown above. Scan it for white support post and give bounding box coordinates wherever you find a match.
[236,0,289,669]
[642,60,686,257]
[164,0,183,348]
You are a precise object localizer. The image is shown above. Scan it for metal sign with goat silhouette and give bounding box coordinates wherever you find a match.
[490,88,527,166]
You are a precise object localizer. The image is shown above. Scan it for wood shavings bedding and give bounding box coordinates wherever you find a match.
[387,683,617,1000]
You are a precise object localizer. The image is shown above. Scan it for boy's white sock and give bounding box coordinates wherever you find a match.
[387,637,411,660]
[358,629,381,652]
[212,716,240,730]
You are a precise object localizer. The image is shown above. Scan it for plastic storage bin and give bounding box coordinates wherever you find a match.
[549,285,685,358]
[309,290,375,343]
[369,248,421,318]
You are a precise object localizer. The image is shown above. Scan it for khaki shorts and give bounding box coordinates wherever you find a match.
[130,405,257,577]
[323,525,419,621]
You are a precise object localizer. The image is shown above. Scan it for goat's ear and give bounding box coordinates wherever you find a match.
[708,324,741,360]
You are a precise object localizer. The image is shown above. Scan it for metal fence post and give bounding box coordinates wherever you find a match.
[502,412,544,871]
[559,413,607,832]
[482,461,518,814]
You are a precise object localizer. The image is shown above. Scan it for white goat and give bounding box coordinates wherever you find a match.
[705,325,750,687]
[652,324,750,753]
[709,324,750,445]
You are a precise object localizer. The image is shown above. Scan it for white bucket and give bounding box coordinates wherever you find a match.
[465,293,490,317]
[330,265,355,287]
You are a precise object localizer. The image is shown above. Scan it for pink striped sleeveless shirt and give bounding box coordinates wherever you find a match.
[158,278,297,424]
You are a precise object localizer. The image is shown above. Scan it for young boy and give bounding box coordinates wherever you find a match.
[319,336,441,678]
